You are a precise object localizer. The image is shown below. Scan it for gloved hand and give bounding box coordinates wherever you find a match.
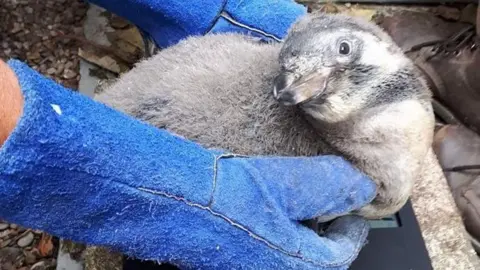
[0,60,376,270]
[87,0,306,48]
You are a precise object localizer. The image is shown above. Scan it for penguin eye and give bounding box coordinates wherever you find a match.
[339,41,351,55]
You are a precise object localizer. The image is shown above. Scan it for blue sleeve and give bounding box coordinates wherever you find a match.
[0,60,375,270]
[0,59,218,221]
[87,0,307,47]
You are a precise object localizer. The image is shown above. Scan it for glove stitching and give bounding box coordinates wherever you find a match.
[204,0,229,36]
[138,185,368,267]
[41,163,367,267]
[207,153,247,207]
[219,11,282,42]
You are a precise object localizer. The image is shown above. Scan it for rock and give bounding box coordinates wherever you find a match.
[0,229,12,238]
[47,55,56,63]
[10,224,18,229]
[56,62,65,71]
[13,41,23,49]
[30,259,56,270]
[25,6,33,14]
[1,238,13,248]
[0,222,9,230]
[55,65,65,75]
[11,22,22,34]
[46,67,56,75]
[31,248,41,258]
[27,51,41,61]
[63,69,77,79]
[65,61,74,69]
[25,249,38,264]
[30,261,46,270]
[17,231,34,247]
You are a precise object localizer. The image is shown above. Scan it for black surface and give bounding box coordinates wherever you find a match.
[312,0,476,3]
[124,200,432,270]
[350,200,433,270]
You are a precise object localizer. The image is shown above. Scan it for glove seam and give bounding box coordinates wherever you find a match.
[210,10,282,42]
[138,184,368,267]
[204,0,229,36]
[207,153,247,206]
[40,162,367,267]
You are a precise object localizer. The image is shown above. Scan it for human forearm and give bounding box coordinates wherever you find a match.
[0,60,23,146]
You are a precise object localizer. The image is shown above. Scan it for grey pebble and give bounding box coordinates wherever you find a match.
[0,223,9,230]
[17,231,34,247]
[46,67,56,75]
[0,238,13,248]
[63,69,77,79]
[25,6,33,14]
[0,229,12,238]
[30,261,46,270]
[25,249,38,264]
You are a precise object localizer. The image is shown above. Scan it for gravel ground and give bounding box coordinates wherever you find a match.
[0,223,57,270]
[0,1,87,269]
[0,0,87,89]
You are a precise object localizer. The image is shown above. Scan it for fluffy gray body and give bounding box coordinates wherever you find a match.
[95,14,434,219]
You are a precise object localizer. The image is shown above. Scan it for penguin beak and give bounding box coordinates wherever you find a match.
[273,67,333,106]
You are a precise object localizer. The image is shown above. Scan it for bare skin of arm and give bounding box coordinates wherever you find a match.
[0,60,23,146]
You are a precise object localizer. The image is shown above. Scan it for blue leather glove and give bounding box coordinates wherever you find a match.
[0,60,376,269]
[87,0,306,48]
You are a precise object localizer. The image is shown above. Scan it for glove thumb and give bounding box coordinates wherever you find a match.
[247,155,377,221]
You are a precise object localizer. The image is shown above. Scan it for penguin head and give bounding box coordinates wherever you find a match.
[273,13,415,123]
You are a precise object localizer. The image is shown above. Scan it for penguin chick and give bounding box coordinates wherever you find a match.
[274,14,435,218]
[95,13,434,219]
